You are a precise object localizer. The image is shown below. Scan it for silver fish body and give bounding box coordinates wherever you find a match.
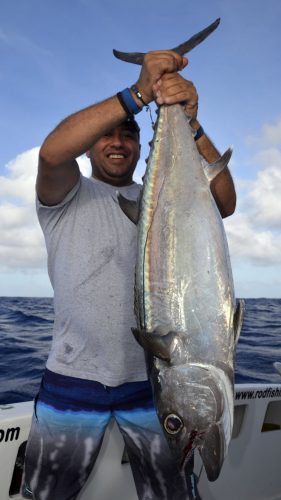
[119,103,244,481]
[115,19,244,482]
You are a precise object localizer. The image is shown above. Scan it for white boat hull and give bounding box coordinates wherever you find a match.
[1,383,281,500]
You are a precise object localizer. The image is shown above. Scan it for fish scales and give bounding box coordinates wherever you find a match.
[137,108,178,333]
[138,104,235,363]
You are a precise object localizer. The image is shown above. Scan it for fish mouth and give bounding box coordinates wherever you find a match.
[179,430,205,470]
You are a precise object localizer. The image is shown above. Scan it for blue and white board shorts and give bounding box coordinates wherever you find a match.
[22,369,200,500]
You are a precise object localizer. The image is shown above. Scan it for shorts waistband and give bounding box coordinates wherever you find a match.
[38,368,153,413]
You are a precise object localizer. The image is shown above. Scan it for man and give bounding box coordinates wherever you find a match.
[22,51,236,499]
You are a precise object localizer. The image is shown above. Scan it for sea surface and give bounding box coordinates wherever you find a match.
[0,297,281,405]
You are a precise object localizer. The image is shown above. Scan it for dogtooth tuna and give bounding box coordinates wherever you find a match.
[115,19,245,481]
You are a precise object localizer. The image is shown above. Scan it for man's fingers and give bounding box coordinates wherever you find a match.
[145,51,187,74]
[136,51,189,104]
[153,76,198,107]
[155,94,198,108]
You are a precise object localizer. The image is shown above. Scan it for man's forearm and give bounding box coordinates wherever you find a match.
[191,120,236,218]
[39,96,131,166]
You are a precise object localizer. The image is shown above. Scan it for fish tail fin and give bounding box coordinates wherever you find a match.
[113,19,220,65]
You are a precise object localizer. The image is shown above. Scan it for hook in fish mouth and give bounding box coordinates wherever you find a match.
[164,413,184,435]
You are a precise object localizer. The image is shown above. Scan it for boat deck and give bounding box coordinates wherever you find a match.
[1,383,281,500]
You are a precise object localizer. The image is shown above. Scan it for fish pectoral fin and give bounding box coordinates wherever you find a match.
[233,299,245,345]
[204,147,233,183]
[117,192,141,224]
[132,328,180,362]
[200,423,225,482]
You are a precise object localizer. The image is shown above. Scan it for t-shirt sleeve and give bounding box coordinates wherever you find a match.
[36,176,81,238]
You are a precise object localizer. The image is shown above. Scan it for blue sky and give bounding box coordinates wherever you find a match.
[1,0,281,297]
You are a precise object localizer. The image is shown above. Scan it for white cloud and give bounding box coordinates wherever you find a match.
[246,118,281,148]
[225,118,281,267]
[261,119,281,146]
[77,155,92,178]
[0,148,42,271]
[1,115,281,297]
[0,148,91,273]
[1,147,39,204]
[246,164,281,229]
[225,213,281,266]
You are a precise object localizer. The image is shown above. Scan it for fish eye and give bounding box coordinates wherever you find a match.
[164,414,183,435]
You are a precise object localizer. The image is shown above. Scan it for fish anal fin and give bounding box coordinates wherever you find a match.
[204,147,233,183]
[117,192,140,225]
[200,423,225,482]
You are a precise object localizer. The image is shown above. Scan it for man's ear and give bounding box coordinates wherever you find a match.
[86,150,90,158]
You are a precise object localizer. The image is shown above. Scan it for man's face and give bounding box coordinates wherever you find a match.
[88,124,141,187]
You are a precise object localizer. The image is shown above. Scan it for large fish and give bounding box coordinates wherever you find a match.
[115,20,244,482]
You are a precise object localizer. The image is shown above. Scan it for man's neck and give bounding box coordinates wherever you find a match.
[91,174,134,187]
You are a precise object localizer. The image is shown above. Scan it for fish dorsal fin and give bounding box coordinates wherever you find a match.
[204,147,233,183]
[233,299,245,345]
[117,192,141,225]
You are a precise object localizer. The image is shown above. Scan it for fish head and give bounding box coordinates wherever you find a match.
[154,363,232,481]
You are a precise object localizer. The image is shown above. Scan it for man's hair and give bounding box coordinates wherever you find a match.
[122,117,140,137]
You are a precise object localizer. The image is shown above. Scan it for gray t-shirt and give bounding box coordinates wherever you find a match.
[37,175,147,386]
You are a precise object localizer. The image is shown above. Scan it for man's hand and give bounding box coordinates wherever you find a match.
[152,73,199,125]
[135,51,198,126]
[135,51,188,104]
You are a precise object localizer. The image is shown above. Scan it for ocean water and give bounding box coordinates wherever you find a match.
[0,297,281,405]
